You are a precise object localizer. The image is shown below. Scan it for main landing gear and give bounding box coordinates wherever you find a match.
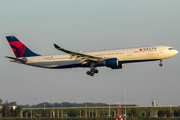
[87,68,99,76]
[159,59,163,67]
[86,62,99,76]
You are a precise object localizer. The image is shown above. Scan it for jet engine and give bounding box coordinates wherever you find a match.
[111,64,123,69]
[103,58,123,69]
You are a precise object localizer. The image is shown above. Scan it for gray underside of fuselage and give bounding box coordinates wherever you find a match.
[48,59,161,69]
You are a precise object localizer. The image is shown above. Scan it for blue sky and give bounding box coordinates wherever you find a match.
[0,0,180,106]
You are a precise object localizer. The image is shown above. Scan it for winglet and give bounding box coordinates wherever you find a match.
[54,44,61,49]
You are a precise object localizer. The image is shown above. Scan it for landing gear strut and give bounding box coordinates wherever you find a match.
[159,59,163,67]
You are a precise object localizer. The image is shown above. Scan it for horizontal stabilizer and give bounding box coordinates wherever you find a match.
[5,56,27,63]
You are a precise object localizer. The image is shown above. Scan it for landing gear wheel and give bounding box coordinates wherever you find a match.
[94,69,99,74]
[159,59,163,67]
[87,71,90,75]
[90,72,94,76]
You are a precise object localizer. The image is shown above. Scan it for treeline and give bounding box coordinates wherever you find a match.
[0,98,136,108]
[23,102,109,108]
[2,101,109,108]
[0,101,22,117]
[15,102,135,108]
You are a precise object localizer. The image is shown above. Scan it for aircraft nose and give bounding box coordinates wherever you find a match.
[175,50,178,55]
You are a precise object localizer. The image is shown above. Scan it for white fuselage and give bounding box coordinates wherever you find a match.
[11,46,178,69]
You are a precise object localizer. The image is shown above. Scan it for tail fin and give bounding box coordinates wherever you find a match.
[6,36,40,58]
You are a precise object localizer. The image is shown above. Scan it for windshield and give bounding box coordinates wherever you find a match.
[168,48,174,50]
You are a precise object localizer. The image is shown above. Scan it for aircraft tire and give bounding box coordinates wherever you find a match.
[87,71,90,75]
[90,72,94,76]
[94,70,98,74]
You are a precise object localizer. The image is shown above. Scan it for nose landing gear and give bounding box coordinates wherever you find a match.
[159,59,163,67]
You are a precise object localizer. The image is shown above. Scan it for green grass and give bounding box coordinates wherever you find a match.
[22,106,180,118]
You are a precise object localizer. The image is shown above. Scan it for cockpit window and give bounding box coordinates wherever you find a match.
[169,48,174,50]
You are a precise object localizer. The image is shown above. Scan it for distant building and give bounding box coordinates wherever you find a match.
[11,106,17,110]
[152,101,156,106]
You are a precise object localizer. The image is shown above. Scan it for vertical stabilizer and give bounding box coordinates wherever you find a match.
[6,36,40,58]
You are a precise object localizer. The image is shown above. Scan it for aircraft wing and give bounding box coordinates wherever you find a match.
[54,44,103,64]
[5,56,27,63]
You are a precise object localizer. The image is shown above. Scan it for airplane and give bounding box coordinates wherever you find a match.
[5,36,178,76]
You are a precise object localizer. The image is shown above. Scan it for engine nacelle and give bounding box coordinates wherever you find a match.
[111,64,123,69]
[103,58,123,69]
[103,58,118,67]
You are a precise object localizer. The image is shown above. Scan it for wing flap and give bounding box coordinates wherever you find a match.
[54,44,103,63]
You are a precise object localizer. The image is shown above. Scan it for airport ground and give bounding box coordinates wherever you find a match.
[0,117,180,120]
[1,106,180,120]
